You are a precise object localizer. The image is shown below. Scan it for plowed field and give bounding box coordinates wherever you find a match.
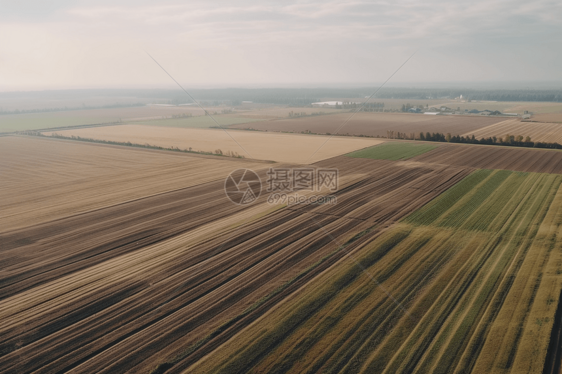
[411,143,562,174]
[0,137,471,374]
[229,112,504,137]
[3,136,561,374]
[464,119,562,143]
[190,169,562,374]
[530,113,562,123]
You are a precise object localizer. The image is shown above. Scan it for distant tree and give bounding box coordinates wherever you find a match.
[525,136,532,142]
[446,133,451,142]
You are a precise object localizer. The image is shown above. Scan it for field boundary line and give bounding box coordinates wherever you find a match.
[18,134,273,163]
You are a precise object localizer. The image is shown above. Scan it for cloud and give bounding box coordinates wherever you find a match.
[0,0,561,89]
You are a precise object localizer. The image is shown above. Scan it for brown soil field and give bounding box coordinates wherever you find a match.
[529,113,562,123]
[230,112,504,137]
[0,143,471,373]
[45,125,383,163]
[0,136,266,231]
[504,102,562,115]
[231,107,344,119]
[411,143,562,173]
[463,119,562,143]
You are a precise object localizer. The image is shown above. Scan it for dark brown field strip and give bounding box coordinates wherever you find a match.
[0,179,252,299]
[229,112,501,137]
[412,143,562,174]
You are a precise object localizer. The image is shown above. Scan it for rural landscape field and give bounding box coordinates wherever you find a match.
[2,1,562,373]
[2,92,562,373]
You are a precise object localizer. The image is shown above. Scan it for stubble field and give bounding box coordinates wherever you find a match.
[0,136,266,231]
[44,125,384,163]
[463,119,562,143]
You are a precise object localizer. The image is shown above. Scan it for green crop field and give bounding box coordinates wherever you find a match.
[130,115,260,129]
[0,115,119,132]
[347,142,438,161]
[190,169,562,374]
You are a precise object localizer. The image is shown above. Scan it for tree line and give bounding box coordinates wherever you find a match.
[415,131,562,149]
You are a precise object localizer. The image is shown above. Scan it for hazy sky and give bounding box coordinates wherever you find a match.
[1,0,561,90]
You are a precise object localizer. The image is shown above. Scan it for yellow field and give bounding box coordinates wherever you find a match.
[463,118,562,143]
[0,136,266,231]
[45,125,384,163]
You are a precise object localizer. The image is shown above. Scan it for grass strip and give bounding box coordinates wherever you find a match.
[346,142,438,161]
[404,169,493,226]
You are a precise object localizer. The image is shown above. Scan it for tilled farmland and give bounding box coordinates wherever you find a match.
[2,135,561,374]
[0,136,471,373]
[190,169,562,374]
[411,143,562,174]
[229,112,505,137]
[464,118,562,143]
